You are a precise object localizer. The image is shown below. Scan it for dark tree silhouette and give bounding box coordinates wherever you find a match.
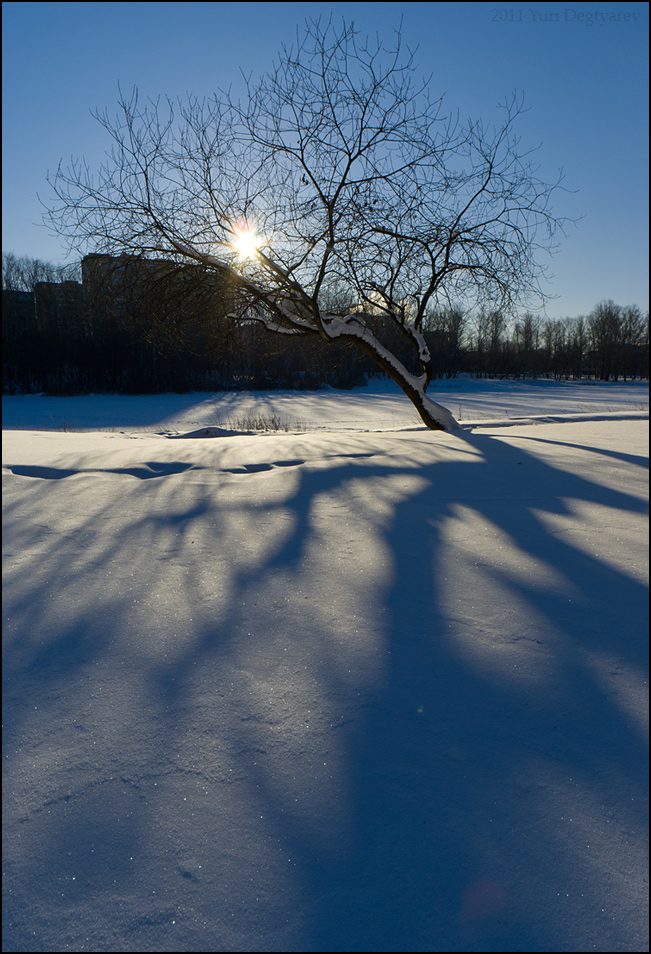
[45,19,565,429]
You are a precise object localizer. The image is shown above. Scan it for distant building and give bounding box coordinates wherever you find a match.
[81,253,237,332]
[34,280,87,334]
[4,253,237,338]
[3,252,245,393]
[2,289,36,335]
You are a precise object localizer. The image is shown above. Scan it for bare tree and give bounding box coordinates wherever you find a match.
[45,18,565,430]
[2,251,80,292]
[588,300,623,381]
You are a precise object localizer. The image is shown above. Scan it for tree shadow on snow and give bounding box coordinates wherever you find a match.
[2,425,648,952]
[297,430,649,953]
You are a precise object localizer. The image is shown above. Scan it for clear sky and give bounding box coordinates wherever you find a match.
[2,0,648,318]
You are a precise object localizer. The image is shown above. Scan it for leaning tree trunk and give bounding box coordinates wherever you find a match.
[377,359,460,432]
[396,373,460,431]
[325,316,460,431]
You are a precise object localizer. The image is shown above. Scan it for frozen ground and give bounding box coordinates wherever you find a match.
[2,379,649,952]
[2,375,649,433]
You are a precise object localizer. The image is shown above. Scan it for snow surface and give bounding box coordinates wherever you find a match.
[3,375,649,433]
[2,379,649,953]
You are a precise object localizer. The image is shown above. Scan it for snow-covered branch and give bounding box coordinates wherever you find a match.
[45,21,565,432]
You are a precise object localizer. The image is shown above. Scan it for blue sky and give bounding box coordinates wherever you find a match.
[2,0,648,318]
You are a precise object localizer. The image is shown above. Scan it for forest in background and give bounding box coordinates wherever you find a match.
[2,252,648,395]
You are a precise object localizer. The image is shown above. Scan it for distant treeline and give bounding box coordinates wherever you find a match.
[2,252,648,394]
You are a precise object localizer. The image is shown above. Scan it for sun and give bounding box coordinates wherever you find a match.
[232,221,258,260]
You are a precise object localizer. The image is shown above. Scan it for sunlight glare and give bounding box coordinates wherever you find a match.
[232,221,259,260]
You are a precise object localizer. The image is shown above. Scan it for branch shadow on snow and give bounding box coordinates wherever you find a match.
[296,430,649,953]
[2,425,648,952]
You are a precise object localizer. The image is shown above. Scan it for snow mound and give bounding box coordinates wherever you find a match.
[166,425,242,439]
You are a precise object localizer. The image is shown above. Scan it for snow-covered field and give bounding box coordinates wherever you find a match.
[2,375,649,433]
[2,379,649,953]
